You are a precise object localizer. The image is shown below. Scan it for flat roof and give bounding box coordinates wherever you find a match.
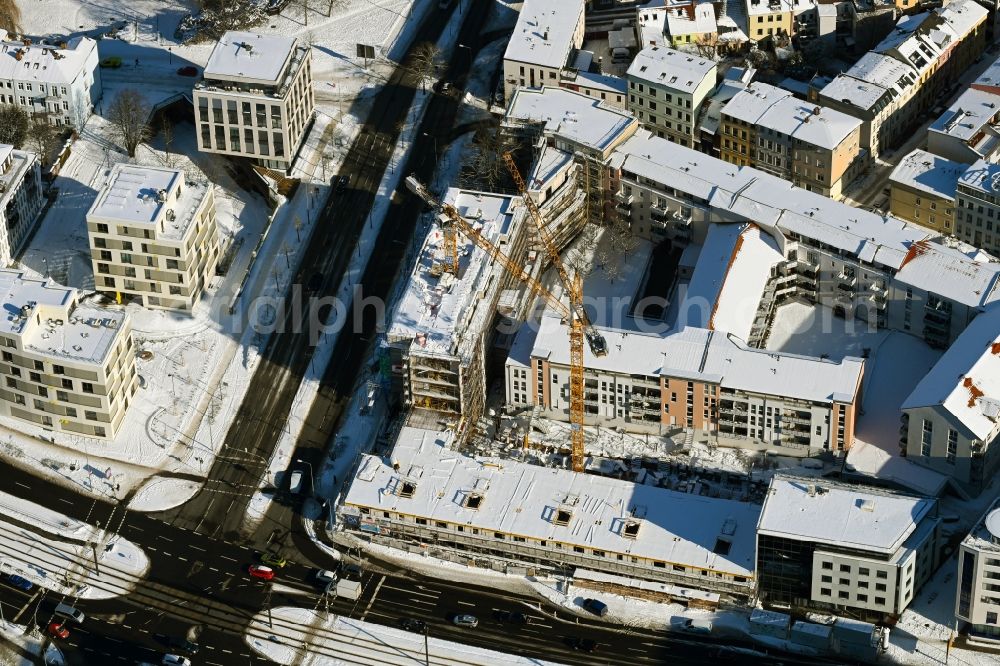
[888,149,964,201]
[902,305,1000,440]
[388,189,525,357]
[724,83,861,149]
[958,157,1000,195]
[528,316,863,404]
[757,476,935,555]
[345,426,761,578]
[0,271,125,365]
[0,33,97,85]
[893,239,1000,308]
[503,0,584,69]
[963,497,1000,554]
[627,46,717,93]
[506,86,638,152]
[927,88,1000,142]
[972,52,1000,92]
[528,145,574,190]
[203,32,295,83]
[0,146,33,211]
[571,70,627,96]
[679,223,783,341]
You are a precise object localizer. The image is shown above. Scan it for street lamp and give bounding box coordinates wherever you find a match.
[422,132,438,160]
[296,458,315,497]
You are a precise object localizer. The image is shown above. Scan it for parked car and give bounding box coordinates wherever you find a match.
[340,562,363,580]
[176,66,199,77]
[46,623,70,640]
[100,56,122,68]
[672,618,713,635]
[260,553,288,568]
[494,610,529,625]
[400,618,426,633]
[163,636,199,654]
[335,174,350,192]
[5,575,32,592]
[162,656,192,666]
[566,636,597,652]
[582,598,608,617]
[315,569,338,584]
[248,565,275,581]
[452,614,478,628]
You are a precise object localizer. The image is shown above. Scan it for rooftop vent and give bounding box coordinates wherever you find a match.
[464,492,484,509]
[859,498,875,512]
[553,508,573,525]
[622,520,641,539]
[399,480,417,498]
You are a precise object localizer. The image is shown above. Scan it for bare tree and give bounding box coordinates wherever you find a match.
[161,118,175,167]
[467,124,513,190]
[107,89,151,157]
[693,34,719,59]
[0,0,21,34]
[325,0,346,16]
[609,219,639,258]
[0,104,29,147]
[70,90,90,131]
[406,42,442,92]
[26,115,59,165]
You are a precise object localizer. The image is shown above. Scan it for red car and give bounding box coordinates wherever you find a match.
[47,622,70,639]
[248,565,275,581]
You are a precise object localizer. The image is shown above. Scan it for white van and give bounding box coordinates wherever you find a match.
[288,470,304,494]
[54,603,85,624]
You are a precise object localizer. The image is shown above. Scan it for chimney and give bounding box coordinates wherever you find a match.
[544,27,550,40]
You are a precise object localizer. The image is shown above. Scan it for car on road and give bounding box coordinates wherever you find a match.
[162,656,192,666]
[582,598,608,617]
[335,174,350,193]
[566,636,597,653]
[248,565,275,581]
[494,610,529,625]
[315,569,338,584]
[176,66,199,77]
[451,614,478,628]
[260,553,288,568]
[399,618,426,633]
[163,636,200,654]
[672,617,713,635]
[339,562,363,580]
[5,574,32,592]
[46,622,69,640]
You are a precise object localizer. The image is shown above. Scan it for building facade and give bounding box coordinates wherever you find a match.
[87,165,219,311]
[757,476,941,620]
[0,271,137,439]
[956,499,1000,640]
[502,0,585,99]
[194,32,314,172]
[0,30,101,128]
[955,160,1000,258]
[747,0,795,41]
[0,145,44,265]
[926,88,1000,164]
[626,45,717,148]
[888,149,961,235]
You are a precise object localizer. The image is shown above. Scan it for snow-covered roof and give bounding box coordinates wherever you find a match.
[819,74,890,112]
[927,88,1000,144]
[972,53,1000,93]
[845,52,918,97]
[893,240,1000,308]
[699,70,755,136]
[935,0,987,39]
[88,165,210,242]
[570,70,627,96]
[679,223,783,341]
[888,149,964,201]
[0,32,96,86]
[666,3,718,37]
[0,146,34,212]
[203,32,296,83]
[529,316,862,404]
[0,271,126,365]
[746,0,794,17]
[528,145,574,190]
[958,158,1000,196]
[757,476,935,555]
[388,189,525,356]
[724,83,861,150]
[963,497,1000,554]
[503,0,584,69]
[902,306,1000,440]
[506,86,638,152]
[345,426,761,578]
[627,45,716,91]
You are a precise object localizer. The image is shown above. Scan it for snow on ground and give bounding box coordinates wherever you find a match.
[0,619,64,666]
[0,490,148,600]
[245,606,563,666]
[127,477,201,512]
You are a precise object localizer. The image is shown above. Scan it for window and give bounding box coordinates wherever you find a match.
[875,596,886,605]
[947,429,958,464]
[82,382,94,394]
[839,564,851,573]
[821,575,832,583]
[821,561,833,570]
[838,591,850,599]
[84,410,98,421]
[859,567,870,576]
[921,419,933,457]
[820,587,831,596]
[987,612,998,625]
[876,570,888,579]
[857,594,868,602]
[876,583,887,592]
[29,372,40,383]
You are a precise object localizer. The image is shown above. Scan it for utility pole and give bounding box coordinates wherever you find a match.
[91,520,101,575]
[265,586,273,628]
[423,625,430,666]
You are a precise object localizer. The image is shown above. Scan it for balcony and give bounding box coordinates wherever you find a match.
[614,191,633,206]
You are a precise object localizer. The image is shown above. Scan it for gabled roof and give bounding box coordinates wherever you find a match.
[0,33,96,86]
[724,82,861,149]
[902,306,1000,440]
[626,45,716,91]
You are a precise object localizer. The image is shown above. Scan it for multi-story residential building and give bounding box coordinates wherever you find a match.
[610,129,1000,350]
[625,45,717,148]
[926,88,1000,164]
[0,145,43,264]
[888,149,961,235]
[341,425,761,598]
[387,189,533,445]
[819,0,988,157]
[507,316,864,454]
[757,476,941,619]
[0,270,137,439]
[194,32,314,173]
[504,86,638,226]
[956,497,1000,640]
[0,29,101,128]
[502,0,585,100]
[720,82,865,197]
[665,1,719,47]
[698,66,756,155]
[747,0,795,41]
[955,159,1000,257]
[901,305,1000,493]
[86,165,219,311]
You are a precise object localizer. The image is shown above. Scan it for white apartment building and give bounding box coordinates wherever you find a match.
[341,425,761,597]
[0,145,44,264]
[507,317,864,454]
[957,498,1000,640]
[86,165,219,311]
[625,45,717,148]
[955,160,1000,258]
[0,30,101,128]
[502,0,585,100]
[194,32,314,172]
[757,476,941,619]
[901,306,1000,494]
[0,271,137,439]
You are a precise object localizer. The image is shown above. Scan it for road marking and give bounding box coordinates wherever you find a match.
[221,649,232,654]
[457,600,475,607]
[408,597,435,606]
[177,556,188,562]
[220,555,237,563]
[189,545,206,552]
[360,575,385,621]
[627,647,646,652]
[157,535,173,542]
[385,585,437,598]
[57,498,72,505]
[14,482,29,489]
